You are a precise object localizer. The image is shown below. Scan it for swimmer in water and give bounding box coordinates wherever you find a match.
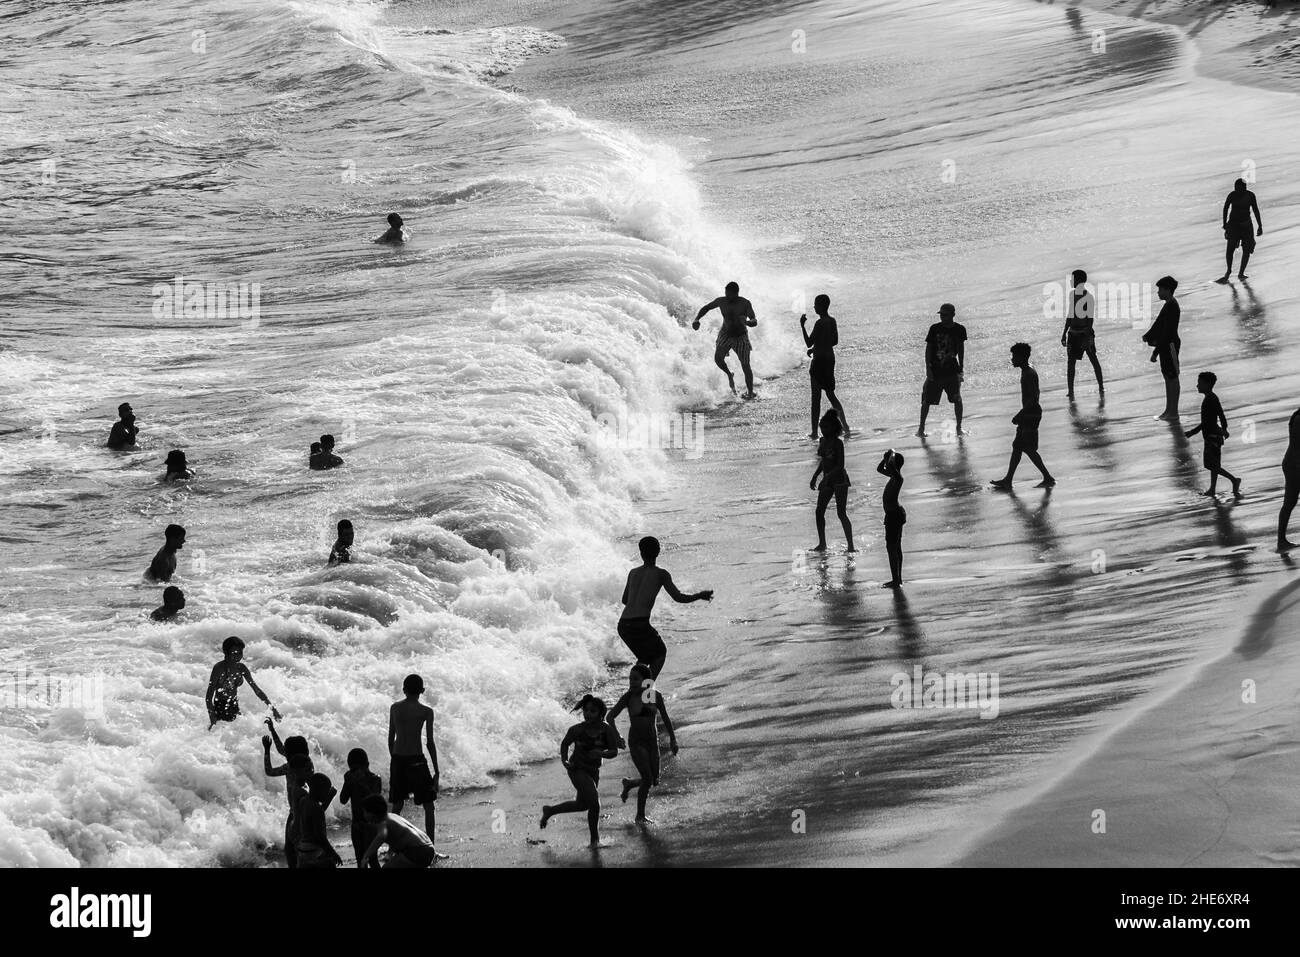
[146,524,186,582]
[328,519,353,565]
[360,795,437,868]
[800,294,849,438]
[374,212,408,245]
[619,535,713,680]
[163,449,193,481]
[810,409,855,552]
[878,450,906,588]
[263,720,311,868]
[107,402,138,450]
[150,585,186,621]
[295,773,343,869]
[206,635,281,729]
[319,434,344,468]
[607,664,677,824]
[540,694,621,847]
[308,441,324,469]
[692,281,758,398]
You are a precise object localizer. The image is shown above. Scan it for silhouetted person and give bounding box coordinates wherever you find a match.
[619,535,713,679]
[340,748,384,868]
[389,674,439,847]
[916,303,966,437]
[878,450,906,587]
[1142,276,1181,420]
[308,441,324,468]
[107,402,138,450]
[1061,269,1103,399]
[314,433,343,469]
[1184,371,1241,498]
[374,212,408,244]
[263,721,311,868]
[992,343,1055,489]
[206,635,281,729]
[800,294,848,438]
[163,449,193,481]
[295,773,343,868]
[1279,409,1300,550]
[360,795,436,868]
[607,664,677,824]
[1217,178,1263,283]
[146,524,186,582]
[811,408,855,552]
[692,281,757,398]
[150,585,186,621]
[328,519,353,565]
[540,694,620,847]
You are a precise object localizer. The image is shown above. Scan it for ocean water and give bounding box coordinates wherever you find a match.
[2,0,1299,867]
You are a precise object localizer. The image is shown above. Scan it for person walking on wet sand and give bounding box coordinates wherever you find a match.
[877,450,906,587]
[992,343,1055,490]
[540,694,621,847]
[1217,178,1263,284]
[1278,408,1300,550]
[1061,269,1103,399]
[619,536,713,680]
[801,294,849,438]
[692,281,758,398]
[811,408,855,552]
[916,303,966,438]
[1142,276,1181,421]
[1184,371,1241,499]
[607,664,677,825]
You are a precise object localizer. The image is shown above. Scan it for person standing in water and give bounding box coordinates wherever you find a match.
[877,450,906,588]
[607,664,678,825]
[149,585,186,621]
[107,402,138,450]
[800,294,849,438]
[992,343,1055,489]
[388,674,440,850]
[618,536,713,680]
[810,409,855,552]
[328,519,353,565]
[916,303,966,438]
[263,720,311,867]
[1060,269,1103,399]
[692,281,758,398]
[540,694,621,847]
[206,635,282,728]
[1143,276,1182,421]
[1184,371,1242,499]
[1278,408,1300,550]
[374,212,408,244]
[146,523,186,582]
[163,449,193,481]
[1217,178,1263,283]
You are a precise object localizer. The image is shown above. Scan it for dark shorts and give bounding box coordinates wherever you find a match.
[390,755,437,807]
[1203,436,1223,470]
[810,356,836,392]
[1226,221,1256,253]
[715,334,752,364]
[1157,342,1180,380]
[923,375,961,405]
[209,696,239,723]
[1066,330,1096,361]
[1012,417,1041,453]
[618,618,666,665]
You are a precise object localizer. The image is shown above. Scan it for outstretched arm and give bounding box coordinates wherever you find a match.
[691,298,720,327]
[266,718,285,756]
[242,665,280,719]
[661,571,710,603]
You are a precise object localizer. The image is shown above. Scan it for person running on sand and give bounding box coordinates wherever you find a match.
[618,536,713,680]
[1279,409,1300,550]
[801,294,849,438]
[916,303,966,438]
[1142,276,1182,421]
[1184,371,1242,499]
[607,664,677,825]
[540,694,621,847]
[992,343,1055,490]
[1061,269,1103,399]
[810,409,855,552]
[878,450,906,588]
[692,281,758,398]
[1217,178,1263,284]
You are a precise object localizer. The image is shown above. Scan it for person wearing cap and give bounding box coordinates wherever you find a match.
[107,402,138,450]
[916,303,967,438]
[388,673,440,848]
[374,212,408,244]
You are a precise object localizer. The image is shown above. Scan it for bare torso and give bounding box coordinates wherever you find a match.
[390,699,433,756]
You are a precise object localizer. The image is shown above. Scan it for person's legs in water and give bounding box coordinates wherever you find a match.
[1239,239,1253,279]
[713,342,736,394]
[885,527,903,586]
[1087,345,1104,393]
[542,768,601,846]
[992,449,1023,489]
[1067,356,1077,400]
[1026,451,1055,486]
[739,350,756,398]
[1159,346,1181,420]
[834,484,855,552]
[812,481,834,551]
[621,743,657,821]
[810,379,822,438]
[419,801,435,848]
[1278,474,1300,549]
[916,383,933,437]
[953,394,964,434]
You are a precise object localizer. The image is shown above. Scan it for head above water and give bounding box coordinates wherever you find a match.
[310,442,322,454]
[165,449,187,469]
[573,693,607,721]
[347,747,369,770]
[724,281,739,299]
[1010,342,1032,365]
[638,536,660,561]
[320,434,335,451]
[402,673,424,697]
[221,635,245,657]
[336,519,354,545]
[164,524,186,547]
[162,585,185,609]
[814,293,830,314]
[387,213,403,229]
[117,402,134,418]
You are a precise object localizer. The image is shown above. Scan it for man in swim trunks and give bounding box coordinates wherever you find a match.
[992,343,1055,490]
[107,402,138,450]
[1217,178,1263,283]
[619,536,713,679]
[360,795,437,868]
[388,673,440,849]
[692,281,758,398]
[1060,269,1103,399]
[916,303,966,437]
[1142,276,1181,421]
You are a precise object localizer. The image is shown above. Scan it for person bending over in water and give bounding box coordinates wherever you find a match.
[1218,178,1263,283]
[107,402,138,450]
[1184,371,1241,499]
[328,519,353,565]
[878,450,906,588]
[150,585,186,621]
[295,773,343,869]
[146,524,186,582]
[810,409,855,552]
[1142,276,1181,421]
[1060,269,1103,399]
[992,343,1055,489]
[1279,409,1300,550]
[916,303,966,438]
[692,281,758,398]
[340,748,384,868]
[163,449,193,481]
[360,795,436,868]
[374,212,408,245]
[264,720,311,868]
[801,294,849,438]
[619,535,713,680]
[540,694,620,847]
[206,635,281,729]
[607,664,677,824]
[389,674,440,848]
